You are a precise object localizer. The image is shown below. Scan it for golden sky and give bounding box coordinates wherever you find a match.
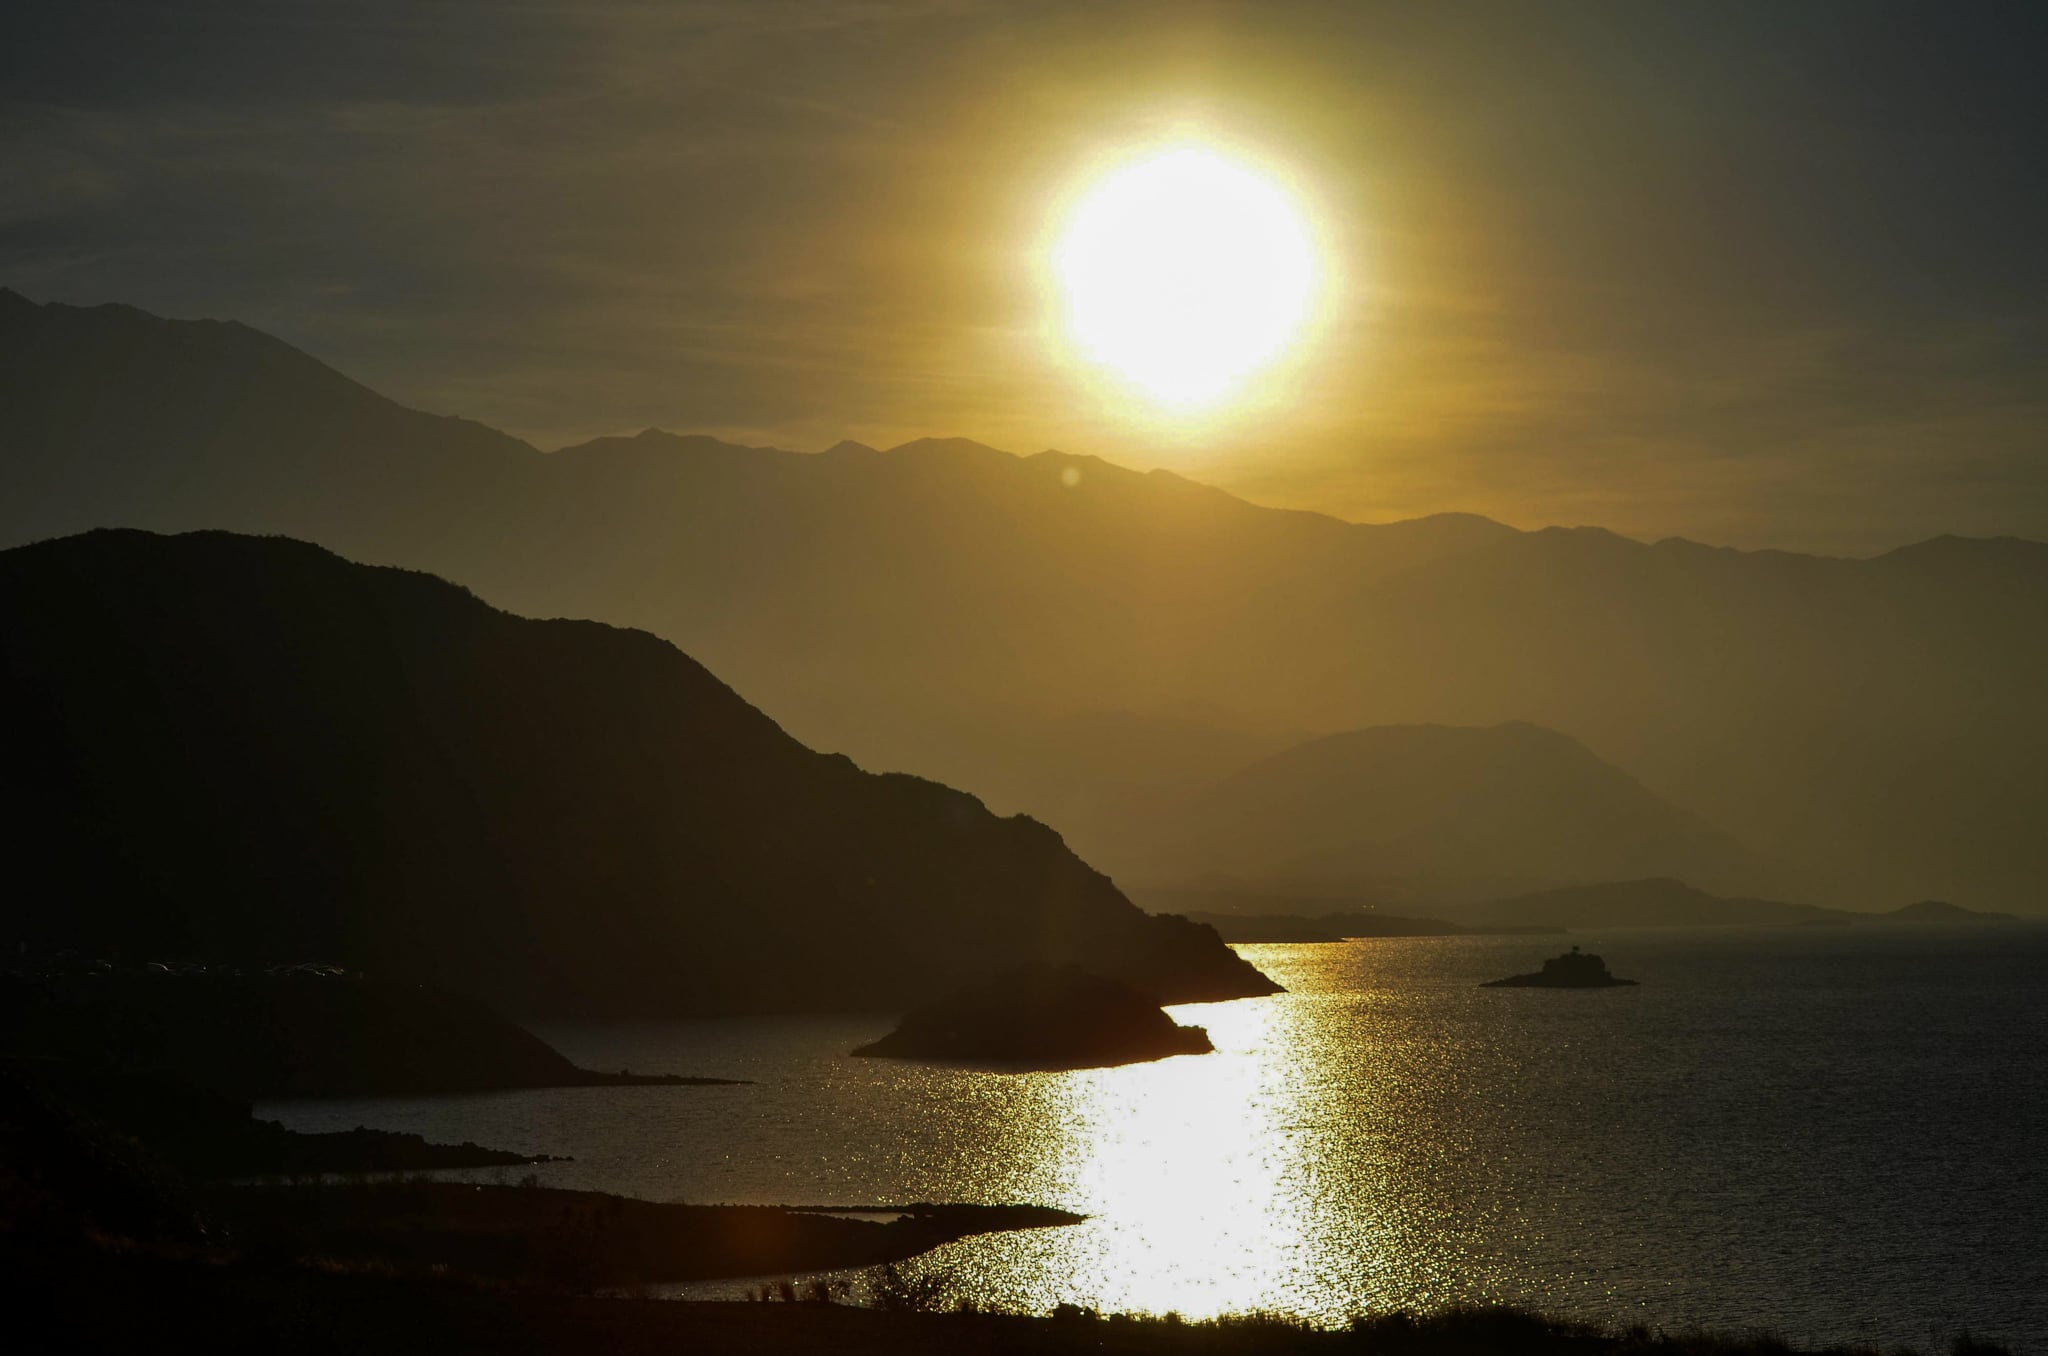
[4,2,2044,554]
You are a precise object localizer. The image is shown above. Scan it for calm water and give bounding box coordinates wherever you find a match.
[262,926,2048,1350]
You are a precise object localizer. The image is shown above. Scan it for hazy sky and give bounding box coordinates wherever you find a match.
[5,1,2045,553]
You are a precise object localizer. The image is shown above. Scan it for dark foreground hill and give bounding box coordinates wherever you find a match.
[0,530,1274,1014]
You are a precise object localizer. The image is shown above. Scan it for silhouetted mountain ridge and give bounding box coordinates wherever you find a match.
[3,290,2043,910]
[0,528,1275,1015]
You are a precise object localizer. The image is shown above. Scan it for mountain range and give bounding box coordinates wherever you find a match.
[4,288,2044,911]
[1445,879,2019,930]
[0,528,1273,1014]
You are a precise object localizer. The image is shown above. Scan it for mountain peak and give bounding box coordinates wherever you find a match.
[593,429,777,457]
[882,436,1012,462]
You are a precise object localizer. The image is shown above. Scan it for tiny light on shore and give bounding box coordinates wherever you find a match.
[1050,144,1320,414]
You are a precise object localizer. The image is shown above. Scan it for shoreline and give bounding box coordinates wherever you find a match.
[8,1237,2018,1356]
[207,1180,1085,1287]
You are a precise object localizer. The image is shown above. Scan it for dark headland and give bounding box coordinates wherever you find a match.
[0,960,740,1178]
[0,528,1278,1016]
[1482,947,1638,989]
[2,963,730,1100]
[853,965,1215,1069]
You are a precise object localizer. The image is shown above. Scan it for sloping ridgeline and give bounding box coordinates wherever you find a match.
[7,292,2048,913]
[0,530,1275,1015]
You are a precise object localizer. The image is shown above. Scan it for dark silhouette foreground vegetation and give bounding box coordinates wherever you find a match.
[1,1235,2017,1356]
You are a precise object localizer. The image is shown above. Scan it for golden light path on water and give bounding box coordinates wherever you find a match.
[257,930,2048,1343]
[887,944,1520,1321]
[261,941,1563,1323]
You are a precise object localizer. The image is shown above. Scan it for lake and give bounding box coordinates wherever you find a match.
[260,924,2048,1350]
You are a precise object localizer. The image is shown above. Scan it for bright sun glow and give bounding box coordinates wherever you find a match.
[1052,145,1319,413]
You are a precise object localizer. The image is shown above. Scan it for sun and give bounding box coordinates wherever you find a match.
[1050,144,1320,413]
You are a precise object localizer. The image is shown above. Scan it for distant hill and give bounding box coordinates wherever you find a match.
[1134,887,1558,933]
[1458,878,1847,930]
[0,288,536,563]
[0,530,1275,1014]
[1458,883,2026,930]
[1183,914,1357,943]
[1879,900,2016,923]
[4,291,2046,911]
[1105,723,1766,904]
[1183,912,1461,942]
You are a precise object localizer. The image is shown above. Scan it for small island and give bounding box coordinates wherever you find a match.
[852,964,1214,1069]
[1481,946,1638,988]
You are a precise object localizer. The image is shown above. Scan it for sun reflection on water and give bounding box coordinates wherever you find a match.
[259,931,2048,1345]
[920,945,1501,1320]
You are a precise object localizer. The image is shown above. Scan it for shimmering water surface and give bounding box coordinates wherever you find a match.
[262,926,2048,1349]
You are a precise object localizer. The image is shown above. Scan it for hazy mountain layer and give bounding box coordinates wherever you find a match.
[1101,723,1762,904]
[0,529,1275,1014]
[1454,879,1845,929]
[4,290,2044,909]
